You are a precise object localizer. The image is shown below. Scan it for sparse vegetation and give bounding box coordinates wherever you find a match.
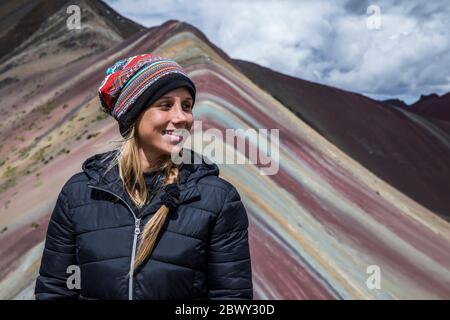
[92,112,108,122]
[0,178,16,194]
[32,100,58,115]
[14,135,25,142]
[24,167,38,175]
[3,165,17,179]
[25,123,37,131]
[0,162,17,194]
[76,130,88,140]
[0,160,41,194]
[43,155,54,165]
[68,113,77,122]
[0,157,8,167]
[57,148,70,156]
[18,146,32,160]
[86,132,100,140]
[31,144,52,163]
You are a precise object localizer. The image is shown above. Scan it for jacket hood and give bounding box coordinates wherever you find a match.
[81,148,220,217]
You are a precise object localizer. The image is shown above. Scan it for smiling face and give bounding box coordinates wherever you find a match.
[134,87,194,164]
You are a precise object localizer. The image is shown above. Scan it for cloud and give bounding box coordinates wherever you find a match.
[105,0,450,104]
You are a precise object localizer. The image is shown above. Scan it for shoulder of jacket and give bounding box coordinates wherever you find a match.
[60,171,89,194]
[197,175,235,194]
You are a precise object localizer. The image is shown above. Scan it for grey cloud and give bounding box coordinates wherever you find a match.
[105,0,450,104]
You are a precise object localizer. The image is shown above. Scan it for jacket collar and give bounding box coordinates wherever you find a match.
[82,148,219,218]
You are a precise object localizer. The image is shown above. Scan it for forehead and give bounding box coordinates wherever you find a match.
[160,87,192,99]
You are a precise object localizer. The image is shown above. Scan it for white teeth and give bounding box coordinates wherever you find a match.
[163,130,181,136]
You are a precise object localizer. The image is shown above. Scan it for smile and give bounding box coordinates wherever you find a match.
[162,130,183,143]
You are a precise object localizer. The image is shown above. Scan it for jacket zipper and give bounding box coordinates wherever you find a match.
[130,217,141,299]
[87,184,140,300]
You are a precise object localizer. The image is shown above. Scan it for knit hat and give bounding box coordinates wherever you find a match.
[98,53,196,137]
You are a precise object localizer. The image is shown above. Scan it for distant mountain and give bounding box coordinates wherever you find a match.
[413,93,440,105]
[0,0,145,63]
[409,93,450,122]
[234,59,450,221]
[380,93,450,123]
[380,98,409,109]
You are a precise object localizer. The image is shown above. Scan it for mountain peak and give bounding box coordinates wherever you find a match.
[413,93,440,105]
[0,0,145,63]
[380,98,409,108]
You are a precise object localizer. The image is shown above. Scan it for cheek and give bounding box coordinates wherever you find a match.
[139,112,166,133]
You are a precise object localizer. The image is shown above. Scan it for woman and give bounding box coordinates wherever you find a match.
[34,53,253,300]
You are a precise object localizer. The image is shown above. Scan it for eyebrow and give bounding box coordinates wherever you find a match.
[160,96,193,101]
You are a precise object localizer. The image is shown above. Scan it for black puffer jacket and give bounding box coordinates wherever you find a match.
[34,149,253,300]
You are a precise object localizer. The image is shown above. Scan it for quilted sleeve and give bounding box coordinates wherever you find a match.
[207,185,253,299]
[34,186,80,300]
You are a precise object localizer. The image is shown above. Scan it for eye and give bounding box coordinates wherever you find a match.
[183,103,192,110]
[160,103,171,108]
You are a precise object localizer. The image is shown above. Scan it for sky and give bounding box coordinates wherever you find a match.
[105,0,450,105]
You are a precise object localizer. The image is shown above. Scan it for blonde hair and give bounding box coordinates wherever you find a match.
[105,125,181,274]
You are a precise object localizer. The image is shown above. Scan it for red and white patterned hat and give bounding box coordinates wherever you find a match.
[98,53,196,137]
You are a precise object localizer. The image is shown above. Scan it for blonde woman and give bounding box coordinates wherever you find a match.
[34,54,253,300]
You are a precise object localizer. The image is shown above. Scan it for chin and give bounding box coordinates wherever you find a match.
[158,144,182,156]
[167,145,183,156]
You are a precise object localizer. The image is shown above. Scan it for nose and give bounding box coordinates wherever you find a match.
[170,99,189,125]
